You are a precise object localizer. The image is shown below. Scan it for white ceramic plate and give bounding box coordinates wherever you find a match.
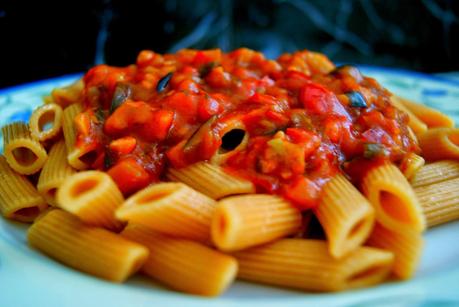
[1,67,459,307]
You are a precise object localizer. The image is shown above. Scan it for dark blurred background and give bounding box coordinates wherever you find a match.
[0,0,458,88]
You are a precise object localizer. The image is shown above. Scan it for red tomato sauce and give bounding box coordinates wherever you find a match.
[75,48,419,209]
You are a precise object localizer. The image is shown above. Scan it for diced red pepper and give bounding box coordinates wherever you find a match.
[109,136,137,155]
[107,158,151,195]
[284,176,320,210]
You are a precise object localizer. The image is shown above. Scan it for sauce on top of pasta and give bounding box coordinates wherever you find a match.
[75,48,419,209]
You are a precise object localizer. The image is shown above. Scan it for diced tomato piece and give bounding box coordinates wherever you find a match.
[104,100,153,135]
[142,109,175,141]
[107,158,151,195]
[163,92,198,120]
[249,93,278,105]
[206,67,231,88]
[166,140,188,168]
[198,95,222,121]
[109,136,137,155]
[300,83,350,119]
[284,176,320,210]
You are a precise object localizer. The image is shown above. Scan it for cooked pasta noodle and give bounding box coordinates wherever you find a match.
[367,223,423,279]
[116,182,216,241]
[234,239,394,291]
[410,160,459,188]
[29,103,63,142]
[121,224,238,296]
[2,122,48,175]
[51,79,84,108]
[391,96,428,135]
[414,177,459,227]
[211,194,302,251]
[57,171,125,231]
[166,162,255,199]
[396,96,455,128]
[315,174,375,258]
[0,155,47,222]
[28,209,148,282]
[37,140,75,206]
[418,128,459,161]
[362,163,425,233]
[62,103,97,170]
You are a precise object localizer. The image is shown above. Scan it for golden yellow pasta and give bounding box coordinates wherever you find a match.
[28,209,148,282]
[414,177,459,227]
[166,162,255,199]
[0,155,47,222]
[234,239,394,292]
[367,223,423,280]
[391,96,428,135]
[400,153,425,180]
[29,103,63,142]
[116,182,216,241]
[396,96,455,128]
[57,171,125,231]
[2,122,48,175]
[37,140,76,206]
[361,163,425,233]
[418,128,459,161]
[62,103,96,170]
[410,160,459,188]
[211,194,302,251]
[51,79,84,108]
[121,224,238,296]
[314,174,375,258]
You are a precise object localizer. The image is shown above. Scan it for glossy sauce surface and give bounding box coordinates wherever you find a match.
[75,48,418,209]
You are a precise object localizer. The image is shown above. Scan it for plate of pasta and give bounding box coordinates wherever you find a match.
[1,49,459,307]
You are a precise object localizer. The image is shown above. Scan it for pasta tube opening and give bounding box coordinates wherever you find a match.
[418,128,459,161]
[29,104,63,142]
[219,129,247,153]
[211,119,249,164]
[12,146,39,167]
[13,206,41,220]
[346,264,390,289]
[379,191,416,224]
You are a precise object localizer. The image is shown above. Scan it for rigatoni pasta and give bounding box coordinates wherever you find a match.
[396,96,455,128]
[414,177,459,227]
[410,160,459,188]
[315,174,375,258]
[418,128,459,161]
[116,182,216,241]
[28,209,148,282]
[29,103,63,142]
[211,194,302,251]
[2,122,48,175]
[62,103,96,170]
[361,163,425,233]
[37,140,75,206]
[367,223,423,279]
[57,171,125,231]
[234,239,394,292]
[0,155,47,222]
[121,224,238,296]
[166,162,255,199]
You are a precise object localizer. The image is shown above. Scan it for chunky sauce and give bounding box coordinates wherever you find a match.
[75,48,418,210]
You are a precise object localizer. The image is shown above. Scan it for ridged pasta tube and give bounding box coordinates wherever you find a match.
[57,170,125,231]
[362,163,425,233]
[418,128,459,161]
[315,174,375,258]
[166,162,255,199]
[29,103,63,142]
[234,239,394,292]
[367,223,423,279]
[0,155,47,222]
[116,182,216,241]
[37,140,75,206]
[28,209,149,282]
[121,224,238,296]
[211,194,302,251]
[2,122,48,175]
